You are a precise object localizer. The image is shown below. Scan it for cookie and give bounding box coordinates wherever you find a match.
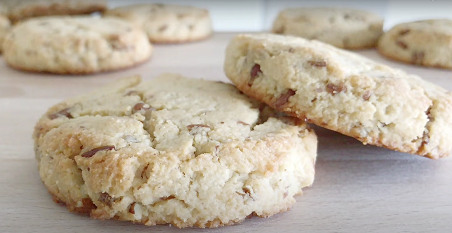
[3,0,107,24]
[33,74,317,228]
[3,16,152,74]
[0,3,11,53]
[272,7,383,49]
[377,19,452,69]
[224,33,452,159]
[103,3,213,43]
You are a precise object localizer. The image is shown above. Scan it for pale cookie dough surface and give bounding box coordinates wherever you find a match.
[3,0,107,23]
[3,16,152,74]
[224,33,452,159]
[33,74,317,228]
[272,7,383,49]
[377,19,452,69]
[0,3,10,53]
[103,3,213,43]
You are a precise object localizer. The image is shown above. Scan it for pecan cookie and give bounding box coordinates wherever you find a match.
[3,16,152,74]
[103,3,212,43]
[3,0,107,24]
[224,33,452,159]
[377,19,452,69]
[0,3,10,53]
[33,74,317,228]
[272,7,383,49]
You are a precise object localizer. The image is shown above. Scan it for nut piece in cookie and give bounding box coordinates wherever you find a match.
[103,3,213,43]
[224,33,452,159]
[272,7,383,49]
[33,74,317,228]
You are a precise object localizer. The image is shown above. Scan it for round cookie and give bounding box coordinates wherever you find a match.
[103,3,213,43]
[3,16,152,74]
[272,7,383,49]
[3,0,107,24]
[33,74,317,228]
[377,19,452,69]
[224,33,452,159]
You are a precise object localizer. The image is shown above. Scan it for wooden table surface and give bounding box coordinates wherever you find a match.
[1,33,451,233]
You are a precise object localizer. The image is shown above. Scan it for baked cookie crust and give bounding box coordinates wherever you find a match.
[33,74,317,228]
[224,33,452,159]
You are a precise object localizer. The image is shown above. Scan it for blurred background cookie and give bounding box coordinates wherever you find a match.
[377,19,452,69]
[104,3,213,43]
[3,0,107,23]
[3,16,152,74]
[0,3,10,53]
[272,7,383,49]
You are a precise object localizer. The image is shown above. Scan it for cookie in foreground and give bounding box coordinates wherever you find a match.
[3,0,107,24]
[104,3,212,43]
[377,19,452,69]
[272,7,383,49]
[224,33,452,159]
[3,16,152,74]
[33,74,317,228]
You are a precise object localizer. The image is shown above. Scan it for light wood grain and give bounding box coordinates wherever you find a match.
[1,33,451,233]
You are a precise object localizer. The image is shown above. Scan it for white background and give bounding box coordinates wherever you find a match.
[107,0,452,31]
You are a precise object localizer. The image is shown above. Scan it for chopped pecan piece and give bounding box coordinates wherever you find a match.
[248,64,262,86]
[132,102,154,114]
[326,82,347,95]
[98,192,113,206]
[274,89,296,109]
[129,202,136,214]
[158,25,168,32]
[308,60,327,68]
[362,90,372,101]
[399,29,410,36]
[396,40,408,49]
[237,121,250,126]
[160,195,176,201]
[81,145,115,158]
[412,51,425,64]
[48,108,73,120]
[187,124,210,131]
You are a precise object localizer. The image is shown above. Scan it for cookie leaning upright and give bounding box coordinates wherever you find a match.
[33,74,317,228]
[272,7,383,49]
[3,16,152,74]
[4,0,107,24]
[377,19,452,69]
[224,33,452,159]
[103,3,213,43]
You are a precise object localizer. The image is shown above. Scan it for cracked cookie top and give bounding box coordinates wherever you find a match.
[224,33,452,159]
[33,74,317,228]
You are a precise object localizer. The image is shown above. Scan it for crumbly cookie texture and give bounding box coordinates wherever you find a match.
[3,0,107,24]
[272,7,383,49]
[224,33,452,159]
[103,3,212,43]
[33,74,317,228]
[377,19,452,69]
[0,3,10,53]
[3,16,152,74]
